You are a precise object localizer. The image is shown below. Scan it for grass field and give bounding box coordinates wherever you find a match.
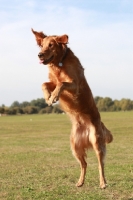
[0,112,133,200]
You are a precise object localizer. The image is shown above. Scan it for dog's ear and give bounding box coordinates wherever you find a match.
[31,28,47,46]
[55,34,68,44]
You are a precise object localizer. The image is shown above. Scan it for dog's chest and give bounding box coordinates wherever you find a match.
[49,66,70,84]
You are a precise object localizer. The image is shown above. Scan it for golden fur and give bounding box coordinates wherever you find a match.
[32,29,113,188]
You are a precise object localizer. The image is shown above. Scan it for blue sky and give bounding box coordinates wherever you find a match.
[0,0,133,106]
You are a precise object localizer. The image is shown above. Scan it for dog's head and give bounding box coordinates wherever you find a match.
[32,29,68,65]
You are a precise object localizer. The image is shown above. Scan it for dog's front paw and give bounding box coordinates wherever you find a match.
[45,98,52,106]
[48,94,59,105]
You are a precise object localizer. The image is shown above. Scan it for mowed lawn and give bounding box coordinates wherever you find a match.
[0,112,133,200]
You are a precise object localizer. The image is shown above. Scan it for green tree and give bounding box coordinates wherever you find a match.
[53,104,63,113]
[23,106,38,114]
[96,97,114,111]
[0,107,5,114]
[30,98,47,110]
[94,96,103,105]
[39,106,53,114]
[14,107,24,114]
[11,101,20,107]
[20,101,30,107]
[119,99,133,111]
[113,100,121,111]
[7,108,16,115]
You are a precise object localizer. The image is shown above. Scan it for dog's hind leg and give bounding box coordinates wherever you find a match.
[70,125,87,187]
[76,158,87,187]
[92,137,107,189]
[71,140,87,187]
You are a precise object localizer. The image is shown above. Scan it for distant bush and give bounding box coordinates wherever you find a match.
[0,107,4,114]
[39,105,63,114]
[23,106,39,114]
[39,106,53,114]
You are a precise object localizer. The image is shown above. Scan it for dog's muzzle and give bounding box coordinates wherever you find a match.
[38,52,54,65]
[38,52,44,58]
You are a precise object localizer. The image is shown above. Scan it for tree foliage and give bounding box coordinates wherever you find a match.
[10,101,20,108]
[0,97,133,115]
[0,98,63,115]
[94,96,133,112]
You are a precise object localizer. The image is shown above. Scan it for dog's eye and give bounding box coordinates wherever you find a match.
[49,43,53,48]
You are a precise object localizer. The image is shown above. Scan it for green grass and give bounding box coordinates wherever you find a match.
[0,112,133,200]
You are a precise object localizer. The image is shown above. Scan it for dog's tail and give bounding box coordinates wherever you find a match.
[101,122,113,144]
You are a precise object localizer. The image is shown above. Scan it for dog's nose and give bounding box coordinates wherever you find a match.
[38,52,44,58]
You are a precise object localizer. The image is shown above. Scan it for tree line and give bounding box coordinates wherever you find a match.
[0,97,133,115]
[95,97,133,111]
[0,98,63,115]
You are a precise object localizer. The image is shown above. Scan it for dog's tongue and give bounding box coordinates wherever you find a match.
[39,60,44,64]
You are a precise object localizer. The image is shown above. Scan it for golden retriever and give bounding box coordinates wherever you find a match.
[32,29,113,189]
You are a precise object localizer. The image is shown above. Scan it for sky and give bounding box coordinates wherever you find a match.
[0,0,133,106]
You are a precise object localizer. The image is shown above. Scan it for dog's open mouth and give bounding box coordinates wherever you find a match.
[39,55,54,65]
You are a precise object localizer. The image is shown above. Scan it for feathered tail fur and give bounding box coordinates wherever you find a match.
[101,122,113,144]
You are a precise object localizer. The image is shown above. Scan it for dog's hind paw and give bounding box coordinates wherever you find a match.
[100,182,107,189]
[76,181,84,187]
